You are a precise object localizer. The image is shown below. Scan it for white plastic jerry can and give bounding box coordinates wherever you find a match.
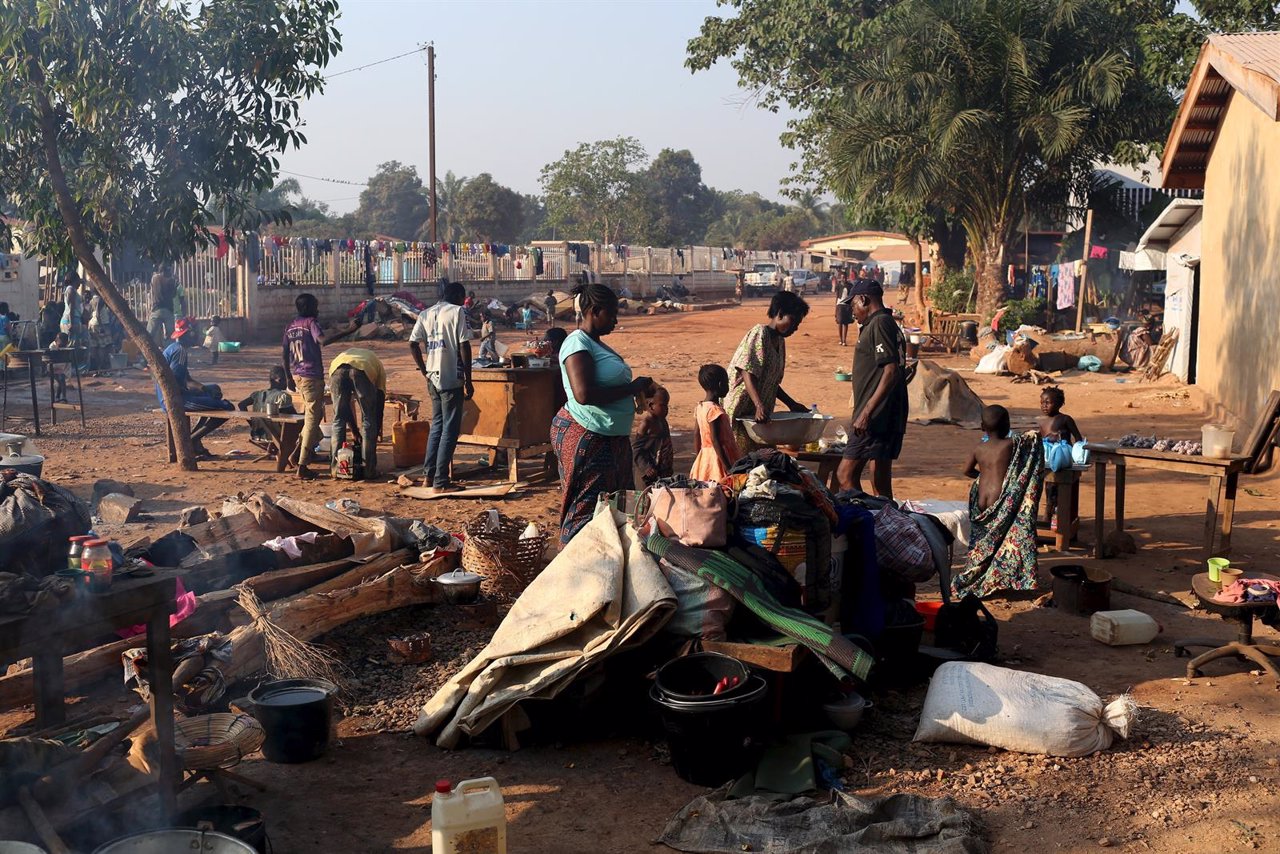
[1090,609,1161,645]
[431,777,507,854]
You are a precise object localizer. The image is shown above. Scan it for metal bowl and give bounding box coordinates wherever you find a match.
[435,569,483,605]
[822,692,871,730]
[738,412,833,447]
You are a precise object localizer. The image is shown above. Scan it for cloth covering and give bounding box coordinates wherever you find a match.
[909,360,986,428]
[414,508,675,747]
[659,787,987,854]
[0,473,92,577]
[951,434,1044,599]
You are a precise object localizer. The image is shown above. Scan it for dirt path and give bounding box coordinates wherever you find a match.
[6,293,1279,852]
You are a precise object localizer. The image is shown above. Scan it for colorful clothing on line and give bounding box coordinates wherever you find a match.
[691,401,741,483]
[644,533,873,682]
[1056,263,1076,310]
[551,407,634,547]
[951,433,1045,599]
[724,324,787,453]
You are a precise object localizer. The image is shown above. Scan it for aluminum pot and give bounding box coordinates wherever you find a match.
[93,830,253,854]
[0,441,43,477]
[435,568,482,605]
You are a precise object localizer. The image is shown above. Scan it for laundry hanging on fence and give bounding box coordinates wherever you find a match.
[1056,262,1075,310]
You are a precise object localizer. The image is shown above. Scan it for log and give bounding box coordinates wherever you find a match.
[238,557,356,601]
[1110,578,1191,609]
[303,549,415,595]
[225,562,440,680]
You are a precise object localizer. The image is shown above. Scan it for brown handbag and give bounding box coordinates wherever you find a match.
[639,479,729,548]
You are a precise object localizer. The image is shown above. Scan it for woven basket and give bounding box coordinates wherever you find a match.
[174,713,265,770]
[461,511,549,599]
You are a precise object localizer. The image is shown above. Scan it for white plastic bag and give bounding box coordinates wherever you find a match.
[913,662,1137,757]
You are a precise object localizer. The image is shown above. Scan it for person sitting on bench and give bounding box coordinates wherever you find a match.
[237,365,297,455]
[157,317,233,458]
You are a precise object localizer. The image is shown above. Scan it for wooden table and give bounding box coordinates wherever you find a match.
[1037,467,1085,552]
[456,367,559,483]
[776,448,841,491]
[0,572,180,818]
[1175,572,1280,682]
[164,409,305,472]
[1086,443,1251,560]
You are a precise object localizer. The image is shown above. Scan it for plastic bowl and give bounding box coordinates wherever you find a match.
[822,692,870,730]
[915,600,944,632]
[834,371,851,382]
[217,341,242,353]
[738,412,832,447]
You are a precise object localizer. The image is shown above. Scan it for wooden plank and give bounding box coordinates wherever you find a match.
[400,482,524,501]
[702,640,807,673]
[455,433,522,449]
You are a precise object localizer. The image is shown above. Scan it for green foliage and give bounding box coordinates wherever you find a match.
[633,149,719,246]
[435,171,469,243]
[516,193,549,243]
[998,296,1046,332]
[453,173,523,243]
[0,0,342,262]
[539,137,647,245]
[930,269,976,314]
[351,161,431,240]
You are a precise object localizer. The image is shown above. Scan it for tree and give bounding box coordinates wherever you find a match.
[634,149,719,246]
[352,161,430,239]
[517,194,549,243]
[539,137,647,245]
[256,178,332,229]
[824,0,1174,318]
[435,170,468,242]
[0,0,340,470]
[452,173,523,243]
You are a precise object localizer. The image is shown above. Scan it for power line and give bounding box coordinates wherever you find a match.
[324,45,428,80]
[280,170,367,187]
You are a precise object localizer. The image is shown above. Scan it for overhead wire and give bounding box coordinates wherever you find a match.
[323,45,428,80]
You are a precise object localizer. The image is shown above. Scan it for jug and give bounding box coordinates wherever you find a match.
[431,777,507,854]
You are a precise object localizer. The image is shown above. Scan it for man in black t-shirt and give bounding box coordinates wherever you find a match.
[838,278,908,498]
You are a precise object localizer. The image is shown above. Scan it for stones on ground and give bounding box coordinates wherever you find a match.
[97,492,142,524]
[92,478,134,503]
[179,506,210,527]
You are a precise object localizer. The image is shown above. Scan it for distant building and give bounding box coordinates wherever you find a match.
[1159,31,1280,428]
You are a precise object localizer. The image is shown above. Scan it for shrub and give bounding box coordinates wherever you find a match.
[928,269,975,314]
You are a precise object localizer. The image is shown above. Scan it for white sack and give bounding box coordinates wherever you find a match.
[913,661,1137,757]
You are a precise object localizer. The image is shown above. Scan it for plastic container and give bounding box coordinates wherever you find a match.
[655,653,749,702]
[392,420,430,468]
[1090,609,1160,645]
[915,600,944,632]
[334,443,356,479]
[1202,424,1235,459]
[217,341,241,353]
[1207,557,1230,583]
[431,777,507,854]
[80,539,113,593]
[650,675,767,786]
[244,677,336,763]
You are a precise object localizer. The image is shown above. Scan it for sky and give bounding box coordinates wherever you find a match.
[278,0,799,215]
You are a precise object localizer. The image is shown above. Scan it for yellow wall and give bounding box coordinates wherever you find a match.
[1199,91,1280,429]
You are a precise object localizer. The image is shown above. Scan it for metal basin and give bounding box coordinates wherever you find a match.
[738,412,832,447]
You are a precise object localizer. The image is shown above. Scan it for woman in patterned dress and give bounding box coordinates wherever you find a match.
[723,290,812,452]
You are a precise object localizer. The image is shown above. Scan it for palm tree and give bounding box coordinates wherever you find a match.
[434,171,468,242]
[824,0,1170,319]
[792,189,828,229]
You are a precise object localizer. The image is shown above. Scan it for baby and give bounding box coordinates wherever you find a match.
[204,315,225,365]
[1037,387,1082,443]
[632,384,673,488]
[965,405,1014,512]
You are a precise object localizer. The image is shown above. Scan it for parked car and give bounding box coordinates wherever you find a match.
[787,269,820,294]
[744,262,784,294]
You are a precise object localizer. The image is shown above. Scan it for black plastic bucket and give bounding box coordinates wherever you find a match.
[650,674,767,786]
[1051,564,1112,614]
[246,677,336,763]
[178,805,267,854]
[654,652,750,702]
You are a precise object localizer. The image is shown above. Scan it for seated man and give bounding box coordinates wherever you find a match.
[328,347,386,479]
[950,405,1045,600]
[237,365,297,455]
[157,318,234,458]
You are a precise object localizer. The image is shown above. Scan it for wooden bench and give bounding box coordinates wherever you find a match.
[164,409,306,472]
[925,311,980,353]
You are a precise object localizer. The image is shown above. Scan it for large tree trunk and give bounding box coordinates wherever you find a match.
[912,239,926,309]
[31,78,198,469]
[973,233,1007,321]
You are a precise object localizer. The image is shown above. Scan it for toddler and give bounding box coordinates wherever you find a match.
[632,384,673,488]
[47,332,71,402]
[204,315,225,365]
[1037,387,1082,443]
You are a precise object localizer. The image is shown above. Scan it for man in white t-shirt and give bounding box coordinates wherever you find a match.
[409,281,474,493]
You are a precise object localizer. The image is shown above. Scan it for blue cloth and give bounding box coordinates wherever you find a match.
[424,384,464,488]
[558,330,633,437]
[155,341,231,412]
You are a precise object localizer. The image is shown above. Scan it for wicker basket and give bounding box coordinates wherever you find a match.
[174,713,265,770]
[461,511,549,599]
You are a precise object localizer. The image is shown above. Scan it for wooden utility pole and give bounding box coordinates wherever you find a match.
[427,43,438,243]
[1074,208,1094,332]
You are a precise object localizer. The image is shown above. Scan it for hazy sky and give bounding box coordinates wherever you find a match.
[279,0,799,215]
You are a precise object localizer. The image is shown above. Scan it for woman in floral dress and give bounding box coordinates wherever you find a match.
[723,291,811,452]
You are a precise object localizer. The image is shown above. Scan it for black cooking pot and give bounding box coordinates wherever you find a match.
[0,440,44,477]
[243,677,336,763]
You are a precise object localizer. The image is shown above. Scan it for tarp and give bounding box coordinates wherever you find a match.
[909,360,986,429]
[659,786,988,854]
[413,508,675,747]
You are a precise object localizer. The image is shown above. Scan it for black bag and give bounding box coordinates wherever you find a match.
[933,595,998,661]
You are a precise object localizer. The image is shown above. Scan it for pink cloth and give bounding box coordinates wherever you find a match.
[1212,578,1280,604]
[116,578,198,639]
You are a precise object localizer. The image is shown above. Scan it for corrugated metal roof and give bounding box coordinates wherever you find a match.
[1162,32,1280,190]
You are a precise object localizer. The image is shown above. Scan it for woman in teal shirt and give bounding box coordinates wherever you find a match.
[552,283,652,545]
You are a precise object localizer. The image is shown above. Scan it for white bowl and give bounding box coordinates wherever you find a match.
[822,692,870,730]
[738,412,832,447]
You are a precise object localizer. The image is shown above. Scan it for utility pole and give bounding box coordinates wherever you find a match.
[427,43,437,243]
[1074,208,1094,332]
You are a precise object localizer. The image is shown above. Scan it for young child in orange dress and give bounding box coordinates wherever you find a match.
[690,364,741,483]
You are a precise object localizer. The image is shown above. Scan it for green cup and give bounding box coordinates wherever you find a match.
[1207,557,1230,583]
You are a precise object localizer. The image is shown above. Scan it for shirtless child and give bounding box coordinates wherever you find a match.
[965,405,1014,511]
[1036,387,1082,443]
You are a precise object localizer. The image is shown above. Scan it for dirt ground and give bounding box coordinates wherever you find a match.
[4,292,1279,853]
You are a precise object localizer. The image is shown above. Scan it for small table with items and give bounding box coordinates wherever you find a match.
[1085,442,1251,560]
[1176,572,1280,683]
[776,448,842,492]
[0,571,180,818]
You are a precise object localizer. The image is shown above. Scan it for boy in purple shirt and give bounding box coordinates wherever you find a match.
[283,293,354,480]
